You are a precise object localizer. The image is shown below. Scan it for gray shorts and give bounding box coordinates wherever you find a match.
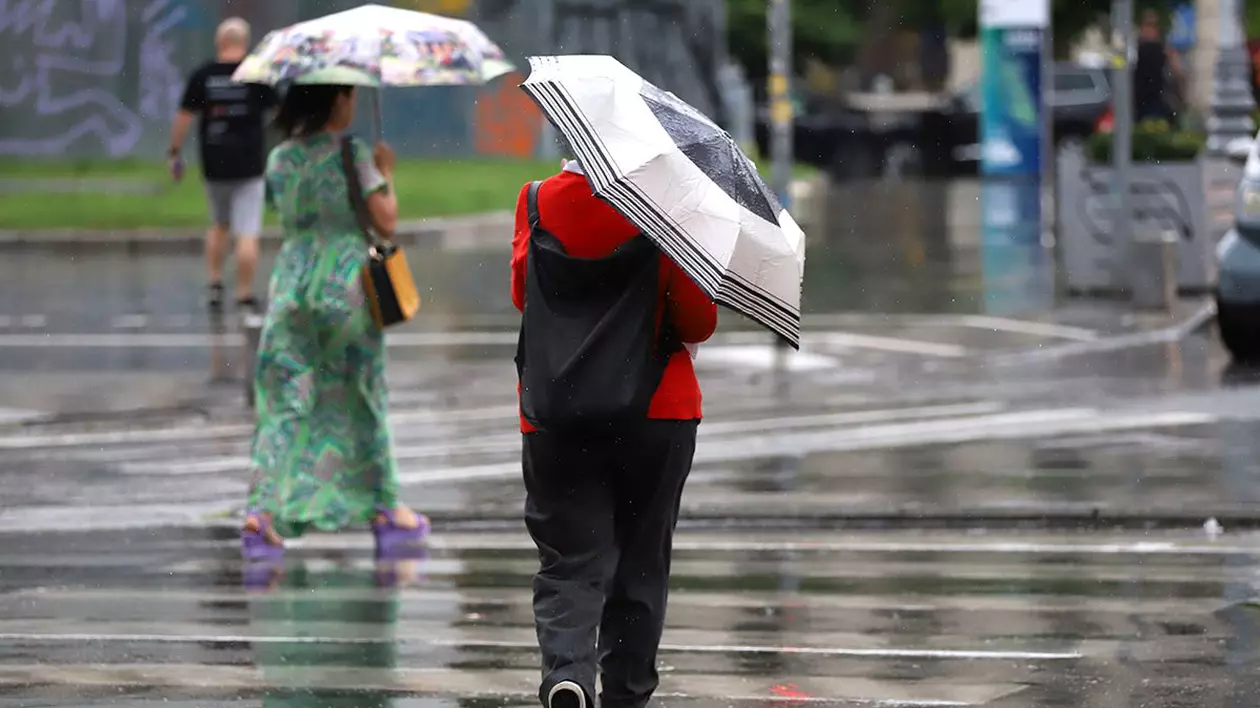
[205,177,265,237]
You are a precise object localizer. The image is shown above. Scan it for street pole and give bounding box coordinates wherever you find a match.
[1207,0,1255,155]
[1111,0,1135,293]
[768,0,793,398]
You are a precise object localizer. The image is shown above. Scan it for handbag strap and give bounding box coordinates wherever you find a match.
[339,135,376,244]
[526,180,543,231]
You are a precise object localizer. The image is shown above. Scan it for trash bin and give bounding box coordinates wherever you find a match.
[1130,230,1179,311]
[242,313,265,410]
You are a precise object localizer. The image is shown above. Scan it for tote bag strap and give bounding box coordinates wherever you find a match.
[339,135,376,245]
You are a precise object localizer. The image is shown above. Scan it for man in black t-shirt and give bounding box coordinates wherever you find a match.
[1134,10,1183,123]
[168,18,277,312]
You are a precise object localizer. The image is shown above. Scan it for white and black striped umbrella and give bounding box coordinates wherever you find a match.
[520,55,806,347]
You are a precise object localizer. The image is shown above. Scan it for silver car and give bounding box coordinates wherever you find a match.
[1217,134,1260,360]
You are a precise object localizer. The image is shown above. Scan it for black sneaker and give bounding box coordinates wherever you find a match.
[207,283,225,311]
[546,681,586,708]
[236,296,261,314]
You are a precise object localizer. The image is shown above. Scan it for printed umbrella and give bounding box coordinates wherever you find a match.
[232,3,513,87]
[520,55,806,347]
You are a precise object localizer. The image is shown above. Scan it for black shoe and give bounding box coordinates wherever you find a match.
[546,681,586,708]
[236,296,261,314]
[207,283,225,311]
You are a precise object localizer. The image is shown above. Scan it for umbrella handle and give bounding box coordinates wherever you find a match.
[372,88,383,142]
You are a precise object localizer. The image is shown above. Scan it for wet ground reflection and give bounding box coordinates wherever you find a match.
[249,562,403,708]
[4,527,1260,705]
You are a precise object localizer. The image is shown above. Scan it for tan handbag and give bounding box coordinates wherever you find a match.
[340,137,420,328]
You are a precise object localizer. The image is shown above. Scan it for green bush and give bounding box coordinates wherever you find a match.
[1086,119,1205,163]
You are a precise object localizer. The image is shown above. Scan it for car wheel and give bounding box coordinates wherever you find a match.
[1217,296,1260,362]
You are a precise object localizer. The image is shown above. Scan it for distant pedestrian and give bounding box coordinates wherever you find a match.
[511,156,718,708]
[1134,9,1184,123]
[239,83,428,565]
[168,17,277,313]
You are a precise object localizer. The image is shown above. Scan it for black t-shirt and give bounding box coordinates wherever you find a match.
[1134,41,1168,103]
[179,61,278,181]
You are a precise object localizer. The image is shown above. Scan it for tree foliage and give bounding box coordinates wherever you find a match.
[726,0,1169,77]
[726,0,862,81]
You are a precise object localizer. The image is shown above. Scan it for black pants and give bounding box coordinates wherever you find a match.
[522,420,698,708]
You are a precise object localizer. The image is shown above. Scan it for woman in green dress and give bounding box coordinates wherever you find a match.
[241,83,427,562]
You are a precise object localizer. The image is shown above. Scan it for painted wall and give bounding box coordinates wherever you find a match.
[0,0,727,160]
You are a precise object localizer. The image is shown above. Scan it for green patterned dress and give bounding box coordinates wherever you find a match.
[247,132,399,538]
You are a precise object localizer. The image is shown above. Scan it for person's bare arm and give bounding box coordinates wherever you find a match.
[365,184,398,238]
[365,142,398,238]
[168,109,195,155]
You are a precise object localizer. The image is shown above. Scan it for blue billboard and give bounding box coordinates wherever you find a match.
[979,25,1045,177]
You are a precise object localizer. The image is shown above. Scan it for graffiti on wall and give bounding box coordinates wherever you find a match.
[0,0,728,160]
[0,0,203,156]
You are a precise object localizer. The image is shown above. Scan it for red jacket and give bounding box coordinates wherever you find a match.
[511,169,718,433]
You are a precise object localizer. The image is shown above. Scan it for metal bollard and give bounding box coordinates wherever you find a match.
[1130,230,1179,311]
[241,313,265,410]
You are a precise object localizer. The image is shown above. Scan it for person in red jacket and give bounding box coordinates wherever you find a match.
[511,157,717,708]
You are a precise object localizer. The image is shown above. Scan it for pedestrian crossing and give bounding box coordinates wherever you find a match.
[0,381,1219,534]
[0,528,1254,706]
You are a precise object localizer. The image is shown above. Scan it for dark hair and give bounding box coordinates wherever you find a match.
[553,129,575,159]
[273,84,354,137]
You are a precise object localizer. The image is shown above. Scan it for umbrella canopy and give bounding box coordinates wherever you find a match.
[232,3,513,87]
[520,55,806,347]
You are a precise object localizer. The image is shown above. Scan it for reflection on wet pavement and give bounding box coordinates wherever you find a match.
[2,527,1260,706]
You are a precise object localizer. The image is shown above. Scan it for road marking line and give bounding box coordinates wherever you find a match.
[10,406,1206,488]
[721,330,968,357]
[694,344,839,371]
[66,401,1001,467]
[110,314,149,329]
[18,314,45,328]
[145,532,1258,557]
[0,329,968,357]
[4,586,1219,615]
[0,663,1020,705]
[0,632,1082,660]
[812,331,968,357]
[110,402,1008,476]
[952,315,1100,341]
[392,409,1217,486]
[0,402,522,449]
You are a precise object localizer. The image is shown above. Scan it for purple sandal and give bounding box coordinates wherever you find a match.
[241,508,285,563]
[373,505,431,559]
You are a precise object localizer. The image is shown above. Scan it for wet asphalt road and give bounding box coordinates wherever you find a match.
[4,526,1260,706]
[4,205,1260,705]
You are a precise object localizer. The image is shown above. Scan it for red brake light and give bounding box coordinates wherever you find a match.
[1096,108,1114,133]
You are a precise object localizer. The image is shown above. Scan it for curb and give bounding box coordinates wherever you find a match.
[0,211,514,252]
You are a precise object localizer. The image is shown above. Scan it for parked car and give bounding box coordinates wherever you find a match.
[754,63,1112,180]
[750,88,863,172]
[915,62,1112,176]
[1215,132,1260,360]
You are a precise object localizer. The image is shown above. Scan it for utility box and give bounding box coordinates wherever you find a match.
[1130,230,1180,311]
